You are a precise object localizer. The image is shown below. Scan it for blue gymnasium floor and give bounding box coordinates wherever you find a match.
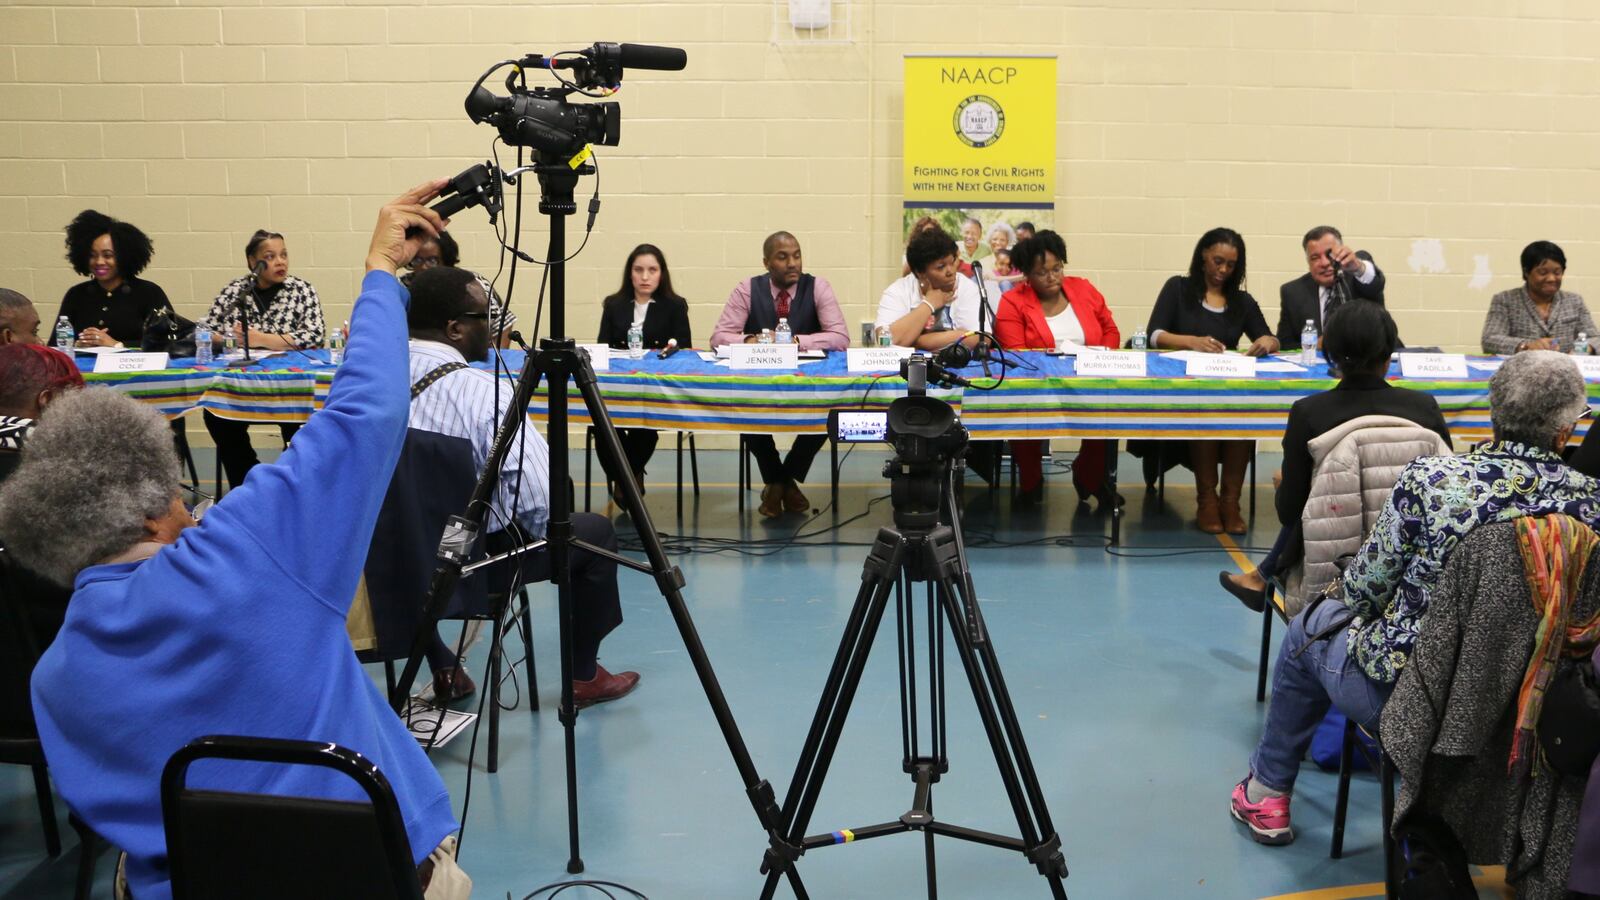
[0,446,1513,900]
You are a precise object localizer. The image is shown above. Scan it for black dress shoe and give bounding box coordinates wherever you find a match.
[1015,484,1045,507]
[1218,570,1267,613]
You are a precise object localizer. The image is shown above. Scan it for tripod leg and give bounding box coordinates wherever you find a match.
[926,534,1068,894]
[760,529,907,900]
[572,360,804,894]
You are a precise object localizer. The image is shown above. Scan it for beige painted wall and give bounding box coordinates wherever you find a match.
[4,1,1600,356]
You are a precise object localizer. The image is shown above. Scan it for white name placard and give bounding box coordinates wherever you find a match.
[846,346,915,372]
[95,352,169,373]
[723,343,799,369]
[577,343,611,372]
[1571,355,1600,381]
[1074,350,1148,378]
[1398,353,1469,380]
[1186,354,1257,378]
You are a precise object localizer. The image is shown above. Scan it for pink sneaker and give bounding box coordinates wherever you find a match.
[1230,777,1294,845]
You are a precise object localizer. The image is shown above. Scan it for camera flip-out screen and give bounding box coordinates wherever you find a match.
[829,410,889,443]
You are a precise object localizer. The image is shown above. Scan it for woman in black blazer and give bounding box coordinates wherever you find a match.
[596,244,693,499]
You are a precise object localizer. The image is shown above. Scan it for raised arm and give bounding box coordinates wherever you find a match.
[196,181,450,613]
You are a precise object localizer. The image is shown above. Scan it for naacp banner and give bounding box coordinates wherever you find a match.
[902,55,1056,274]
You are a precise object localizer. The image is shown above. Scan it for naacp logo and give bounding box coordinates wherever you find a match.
[953,95,1004,148]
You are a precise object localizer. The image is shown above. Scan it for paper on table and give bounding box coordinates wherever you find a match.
[1055,338,1091,356]
[1256,360,1308,373]
[1468,359,1504,372]
[73,346,127,355]
[798,349,827,359]
[697,351,720,362]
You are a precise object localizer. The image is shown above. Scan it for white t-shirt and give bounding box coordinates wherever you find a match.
[875,273,981,343]
[1044,305,1085,349]
[631,300,652,328]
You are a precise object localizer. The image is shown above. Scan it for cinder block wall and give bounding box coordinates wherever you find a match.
[4,1,1599,359]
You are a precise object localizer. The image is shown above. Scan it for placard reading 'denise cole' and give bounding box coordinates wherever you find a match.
[1398,353,1469,379]
[722,343,799,369]
[95,352,169,373]
[1073,350,1148,378]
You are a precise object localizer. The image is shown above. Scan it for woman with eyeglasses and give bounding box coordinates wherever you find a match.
[404,230,516,348]
[199,230,325,488]
[993,230,1121,510]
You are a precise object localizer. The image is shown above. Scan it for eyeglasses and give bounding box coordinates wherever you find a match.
[456,311,490,321]
[412,257,442,270]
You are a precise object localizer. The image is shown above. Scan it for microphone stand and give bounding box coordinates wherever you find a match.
[969,262,994,379]
[231,261,265,367]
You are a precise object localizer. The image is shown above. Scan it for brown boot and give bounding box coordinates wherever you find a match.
[1192,440,1223,534]
[1220,442,1249,535]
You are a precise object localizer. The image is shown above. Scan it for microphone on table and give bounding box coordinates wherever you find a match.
[658,338,681,359]
[508,330,530,351]
[969,260,994,379]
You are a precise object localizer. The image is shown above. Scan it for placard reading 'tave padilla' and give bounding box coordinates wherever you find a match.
[1398,353,1469,380]
[723,343,799,369]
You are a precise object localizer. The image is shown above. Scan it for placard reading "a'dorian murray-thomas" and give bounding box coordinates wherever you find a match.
[901,56,1057,260]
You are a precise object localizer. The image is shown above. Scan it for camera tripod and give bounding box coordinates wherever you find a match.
[389,153,796,889]
[759,453,1069,898]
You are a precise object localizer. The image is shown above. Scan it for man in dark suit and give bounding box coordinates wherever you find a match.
[1276,225,1386,350]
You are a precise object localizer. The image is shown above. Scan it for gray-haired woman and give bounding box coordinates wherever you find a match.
[0,181,468,900]
[1230,350,1600,847]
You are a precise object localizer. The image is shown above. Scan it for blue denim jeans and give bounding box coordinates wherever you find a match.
[1249,597,1394,793]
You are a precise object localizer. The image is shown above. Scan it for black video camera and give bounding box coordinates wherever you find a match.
[465,42,686,156]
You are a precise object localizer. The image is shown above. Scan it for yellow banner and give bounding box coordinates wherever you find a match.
[903,56,1057,208]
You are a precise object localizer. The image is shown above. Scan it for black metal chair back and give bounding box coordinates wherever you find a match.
[161,735,425,900]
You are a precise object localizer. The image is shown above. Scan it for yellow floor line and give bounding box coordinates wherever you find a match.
[1217,533,1254,573]
[1258,867,1510,900]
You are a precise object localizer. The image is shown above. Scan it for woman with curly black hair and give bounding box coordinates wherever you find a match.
[57,210,171,348]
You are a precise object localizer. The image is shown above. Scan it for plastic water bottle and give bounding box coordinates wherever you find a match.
[774,317,792,345]
[1301,319,1318,365]
[194,322,213,365]
[1576,332,1590,355]
[757,329,775,344]
[627,321,644,359]
[1131,328,1148,351]
[54,316,74,354]
[222,330,237,358]
[875,325,892,347]
[327,328,345,365]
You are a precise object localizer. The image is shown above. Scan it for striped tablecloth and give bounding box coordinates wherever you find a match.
[79,349,1566,443]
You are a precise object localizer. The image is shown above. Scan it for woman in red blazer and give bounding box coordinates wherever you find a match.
[994,230,1123,510]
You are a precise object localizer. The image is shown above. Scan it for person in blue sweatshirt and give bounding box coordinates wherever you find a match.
[0,181,467,900]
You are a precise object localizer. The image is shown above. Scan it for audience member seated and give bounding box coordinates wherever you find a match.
[712,231,850,518]
[403,228,516,346]
[407,265,639,706]
[0,341,85,628]
[1219,301,1450,612]
[56,210,171,349]
[993,230,1121,510]
[1380,516,1598,899]
[0,184,467,899]
[596,243,693,502]
[1229,350,1600,847]
[0,288,42,346]
[1483,240,1598,355]
[1275,225,1387,351]
[199,229,327,488]
[1145,227,1278,534]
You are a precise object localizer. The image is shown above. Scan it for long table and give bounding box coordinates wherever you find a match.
[80,349,1543,442]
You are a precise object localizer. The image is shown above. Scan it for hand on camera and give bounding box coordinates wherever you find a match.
[366,179,451,275]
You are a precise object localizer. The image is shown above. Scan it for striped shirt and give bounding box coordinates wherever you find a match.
[407,340,550,538]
